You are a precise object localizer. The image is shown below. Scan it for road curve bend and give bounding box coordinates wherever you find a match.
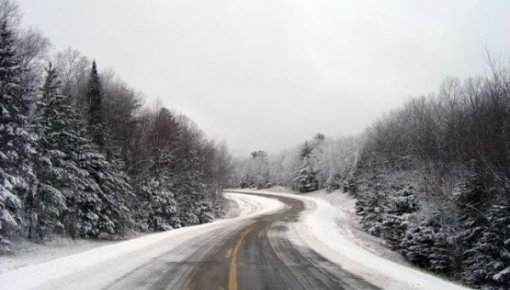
[105,191,378,290]
[1,191,378,290]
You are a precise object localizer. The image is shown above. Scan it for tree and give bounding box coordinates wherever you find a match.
[292,142,318,193]
[86,61,103,147]
[240,151,271,189]
[137,175,179,231]
[460,204,510,288]
[101,71,141,166]
[28,64,135,240]
[0,16,33,252]
[27,64,68,240]
[53,47,90,106]
[400,217,453,275]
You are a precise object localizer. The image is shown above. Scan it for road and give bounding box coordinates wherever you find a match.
[1,190,472,290]
[103,192,377,290]
[13,191,377,290]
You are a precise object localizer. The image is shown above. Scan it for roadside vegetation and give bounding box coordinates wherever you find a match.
[235,61,510,289]
[0,0,232,254]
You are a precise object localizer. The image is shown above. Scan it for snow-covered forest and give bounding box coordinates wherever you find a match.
[0,0,232,253]
[235,64,510,289]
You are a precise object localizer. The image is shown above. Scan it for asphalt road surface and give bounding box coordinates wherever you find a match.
[102,192,378,290]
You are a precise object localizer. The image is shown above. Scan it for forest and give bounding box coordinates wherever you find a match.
[236,63,510,289]
[0,0,232,253]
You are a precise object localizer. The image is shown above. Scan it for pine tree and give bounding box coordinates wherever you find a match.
[460,203,510,289]
[0,19,34,252]
[76,140,134,238]
[30,64,133,240]
[86,61,103,147]
[137,172,179,231]
[27,64,68,240]
[292,142,318,193]
[31,65,104,239]
[292,163,318,193]
[400,217,453,275]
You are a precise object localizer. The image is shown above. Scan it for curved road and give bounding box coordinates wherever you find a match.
[103,192,378,290]
[3,192,381,290]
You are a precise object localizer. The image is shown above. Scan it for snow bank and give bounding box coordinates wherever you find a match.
[0,238,115,274]
[0,193,284,290]
[232,189,470,290]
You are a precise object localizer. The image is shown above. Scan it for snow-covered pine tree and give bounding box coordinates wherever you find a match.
[137,173,179,231]
[77,140,134,238]
[488,204,510,289]
[173,142,212,226]
[29,64,133,239]
[355,175,419,250]
[292,163,318,193]
[27,63,68,240]
[29,64,103,239]
[399,217,453,275]
[292,142,318,193]
[460,202,510,289]
[454,167,496,286]
[0,18,35,252]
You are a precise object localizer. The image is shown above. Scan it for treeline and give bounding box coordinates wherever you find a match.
[235,133,359,192]
[234,62,510,288]
[0,0,231,253]
[354,62,510,289]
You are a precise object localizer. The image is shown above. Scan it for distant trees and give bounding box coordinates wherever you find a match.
[239,150,271,189]
[235,134,359,193]
[0,0,233,253]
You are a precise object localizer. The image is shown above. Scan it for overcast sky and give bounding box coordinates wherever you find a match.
[17,0,510,157]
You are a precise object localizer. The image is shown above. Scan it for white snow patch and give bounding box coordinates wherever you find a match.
[0,193,284,290]
[0,238,115,274]
[231,189,471,290]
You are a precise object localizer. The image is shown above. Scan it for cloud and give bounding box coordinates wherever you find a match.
[18,0,510,157]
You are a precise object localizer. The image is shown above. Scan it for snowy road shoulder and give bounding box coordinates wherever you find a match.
[0,193,285,290]
[229,189,471,290]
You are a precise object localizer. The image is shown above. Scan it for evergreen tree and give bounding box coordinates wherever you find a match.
[0,19,34,252]
[75,140,134,238]
[292,142,318,193]
[27,64,68,240]
[460,203,510,289]
[400,217,453,275]
[292,162,318,193]
[31,65,105,239]
[137,172,179,231]
[86,61,103,147]
[30,64,133,239]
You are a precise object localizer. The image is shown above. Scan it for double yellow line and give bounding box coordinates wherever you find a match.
[226,228,252,290]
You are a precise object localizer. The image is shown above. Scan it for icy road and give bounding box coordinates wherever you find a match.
[0,190,469,290]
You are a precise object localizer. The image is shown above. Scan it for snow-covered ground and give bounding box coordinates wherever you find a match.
[0,193,284,289]
[1,189,471,290]
[0,238,116,275]
[233,188,470,290]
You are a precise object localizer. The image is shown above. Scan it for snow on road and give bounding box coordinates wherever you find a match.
[232,189,470,290]
[0,193,284,290]
[1,189,470,290]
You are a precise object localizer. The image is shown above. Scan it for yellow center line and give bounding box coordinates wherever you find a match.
[228,227,252,290]
[225,249,232,259]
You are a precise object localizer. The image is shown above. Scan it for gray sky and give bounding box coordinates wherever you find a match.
[17,0,510,157]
